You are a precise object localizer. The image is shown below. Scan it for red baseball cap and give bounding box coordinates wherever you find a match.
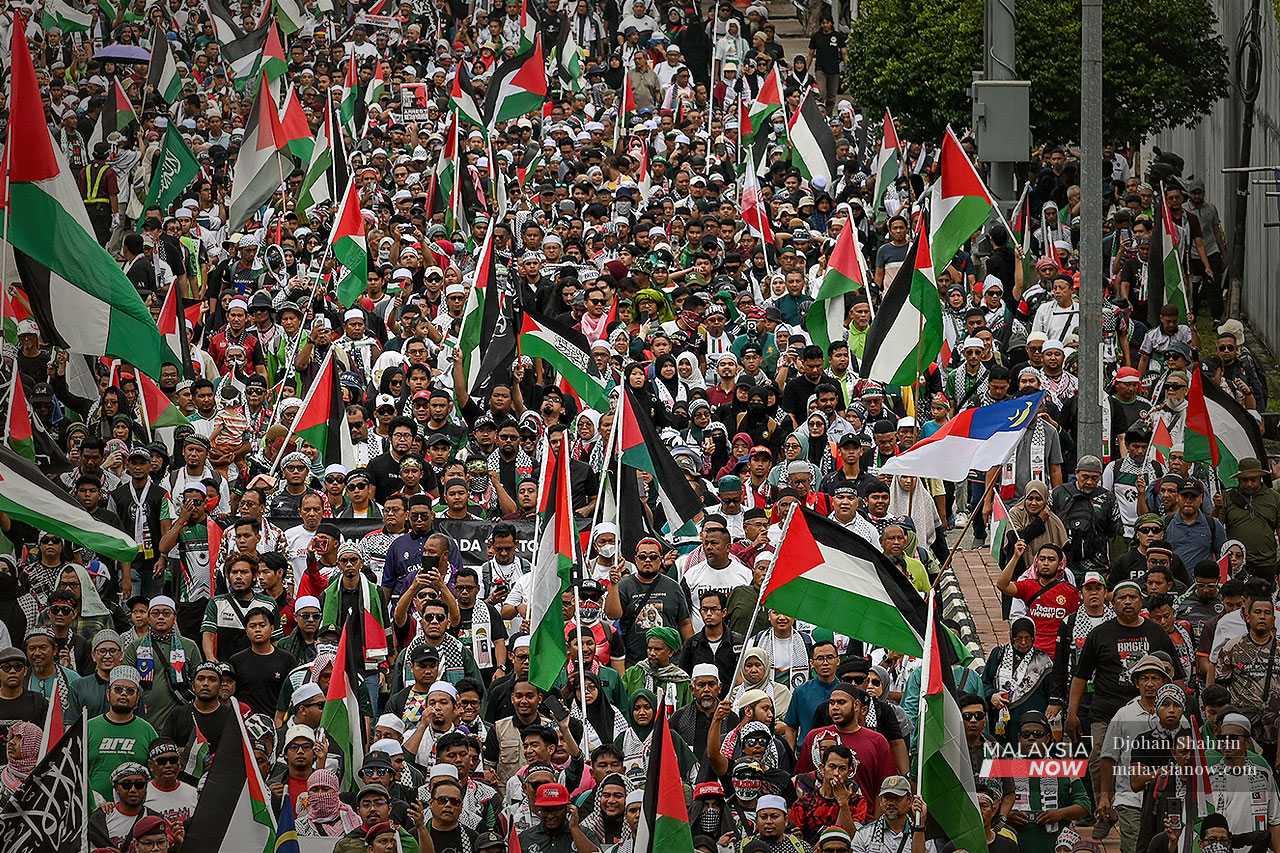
[533,782,570,808]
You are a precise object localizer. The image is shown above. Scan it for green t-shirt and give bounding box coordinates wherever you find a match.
[87,713,158,800]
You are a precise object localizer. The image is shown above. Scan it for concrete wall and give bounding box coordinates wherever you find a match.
[1148,0,1280,345]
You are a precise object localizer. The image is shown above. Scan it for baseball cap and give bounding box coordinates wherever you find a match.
[533,782,571,808]
[880,775,912,797]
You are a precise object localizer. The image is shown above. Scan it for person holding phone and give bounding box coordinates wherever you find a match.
[1005,711,1090,853]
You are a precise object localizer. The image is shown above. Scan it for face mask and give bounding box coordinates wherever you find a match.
[204,495,220,513]
[694,803,722,834]
[597,543,617,559]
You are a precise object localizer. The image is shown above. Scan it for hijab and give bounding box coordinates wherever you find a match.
[67,562,111,618]
[888,476,943,549]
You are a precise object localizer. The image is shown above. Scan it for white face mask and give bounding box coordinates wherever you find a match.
[597,542,617,559]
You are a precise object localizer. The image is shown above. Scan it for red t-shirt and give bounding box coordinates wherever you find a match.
[795,724,895,805]
[1014,578,1080,657]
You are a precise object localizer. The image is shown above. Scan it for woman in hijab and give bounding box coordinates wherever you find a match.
[614,690,698,779]
[728,647,793,720]
[888,476,947,562]
[797,412,834,482]
[1,721,41,792]
[651,354,688,415]
[997,480,1068,574]
[295,768,362,837]
[675,352,706,393]
[566,670,625,754]
[981,616,1053,742]
[571,410,602,463]
[624,362,667,427]
[768,433,818,489]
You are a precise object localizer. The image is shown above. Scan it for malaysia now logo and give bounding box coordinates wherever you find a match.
[980,741,1089,779]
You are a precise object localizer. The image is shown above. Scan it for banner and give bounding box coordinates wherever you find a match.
[267,517,538,567]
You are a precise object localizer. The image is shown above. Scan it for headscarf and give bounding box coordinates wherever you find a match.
[646,626,680,652]
[65,562,111,618]
[304,768,362,833]
[888,476,943,549]
[675,351,706,391]
[626,689,659,738]
[1005,480,1068,556]
[570,410,601,462]
[1,722,42,791]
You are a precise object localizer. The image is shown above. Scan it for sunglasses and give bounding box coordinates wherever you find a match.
[40,537,62,545]
[961,711,986,721]
[50,606,74,616]
[347,481,369,490]
[325,476,347,484]
[422,613,448,623]
[1020,729,1050,739]
[1165,383,1187,390]
[0,662,26,672]
[152,756,180,766]
[1137,526,1163,534]
[588,298,607,305]
[116,779,147,790]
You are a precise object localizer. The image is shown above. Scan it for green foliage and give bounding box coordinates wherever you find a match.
[844,0,1229,145]
[843,0,982,142]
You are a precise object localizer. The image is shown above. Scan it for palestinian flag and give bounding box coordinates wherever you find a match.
[41,0,92,33]
[1183,367,1265,486]
[284,348,356,468]
[37,674,66,759]
[428,113,459,219]
[223,23,270,92]
[260,23,289,84]
[805,217,869,355]
[273,0,305,35]
[871,108,901,219]
[787,91,836,186]
[279,85,313,163]
[740,65,783,147]
[88,78,139,150]
[920,592,989,853]
[619,385,705,541]
[205,0,245,44]
[449,63,486,132]
[0,285,33,344]
[292,95,332,219]
[1153,187,1190,323]
[554,26,584,94]
[1009,182,1037,290]
[98,0,143,21]
[741,166,772,243]
[138,370,189,431]
[157,280,195,379]
[518,0,538,53]
[516,142,543,187]
[458,220,500,392]
[928,126,997,277]
[3,24,177,378]
[328,179,368,307]
[528,431,575,690]
[5,378,34,460]
[989,492,1010,564]
[482,35,547,128]
[634,701,694,853]
[339,55,360,138]
[227,72,291,228]
[766,506,926,655]
[319,611,366,791]
[861,213,944,386]
[364,62,388,110]
[519,308,612,412]
[1151,415,1174,465]
[0,445,138,562]
[185,705,277,853]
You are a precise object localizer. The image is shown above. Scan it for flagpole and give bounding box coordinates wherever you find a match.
[267,224,338,419]
[915,590,933,796]
[728,501,795,688]
[587,399,618,532]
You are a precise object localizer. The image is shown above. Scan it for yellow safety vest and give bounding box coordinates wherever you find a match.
[84,164,111,205]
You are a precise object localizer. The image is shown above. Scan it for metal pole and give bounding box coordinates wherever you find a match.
[1226,0,1264,319]
[1076,0,1103,460]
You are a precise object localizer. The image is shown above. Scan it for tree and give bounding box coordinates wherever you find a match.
[844,0,1229,145]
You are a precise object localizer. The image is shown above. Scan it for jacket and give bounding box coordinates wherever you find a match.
[1049,483,1122,568]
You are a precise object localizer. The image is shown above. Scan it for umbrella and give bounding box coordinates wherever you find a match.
[95,44,151,63]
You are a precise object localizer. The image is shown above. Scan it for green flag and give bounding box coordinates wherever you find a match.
[144,126,200,215]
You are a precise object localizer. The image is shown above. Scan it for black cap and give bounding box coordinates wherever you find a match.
[1179,479,1204,496]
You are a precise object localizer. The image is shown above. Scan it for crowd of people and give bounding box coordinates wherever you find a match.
[0,1,1275,853]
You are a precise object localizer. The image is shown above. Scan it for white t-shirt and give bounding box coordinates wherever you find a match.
[147,780,199,825]
[681,558,752,630]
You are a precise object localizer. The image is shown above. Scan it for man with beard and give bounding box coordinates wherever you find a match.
[87,665,158,800]
[200,553,276,662]
[159,661,231,766]
[850,777,928,853]
[604,538,693,665]
[621,626,692,708]
[580,773,629,848]
[671,664,737,757]
[66,629,125,723]
[795,685,894,805]
[88,762,165,851]
[124,595,204,730]
[996,541,1080,656]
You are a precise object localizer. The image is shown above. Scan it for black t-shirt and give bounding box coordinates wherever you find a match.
[808,31,842,74]
[430,823,477,853]
[0,691,49,766]
[229,647,297,716]
[1074,618,1181,725]
[615,574,692,664]
[160,702,232,757]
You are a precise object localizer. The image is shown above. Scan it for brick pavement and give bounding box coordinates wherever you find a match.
[948,545,1009,653]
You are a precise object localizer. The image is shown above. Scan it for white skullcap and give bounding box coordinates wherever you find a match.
[375,714,406,734]
[291,682,323,707]
[295,595,321,613]
[691,663,720,681]
[428,680,459,700]
[513,636,531,650]
[757,795,787,813]
[370,738,403,756]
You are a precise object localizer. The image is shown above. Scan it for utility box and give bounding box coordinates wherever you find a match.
[972,79,1032,163]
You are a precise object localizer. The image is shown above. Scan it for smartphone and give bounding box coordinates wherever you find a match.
[542,694,570,722]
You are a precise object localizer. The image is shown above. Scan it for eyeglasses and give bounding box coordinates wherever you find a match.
[961,711,986,721]
[135,838,168,851]
[298,611,321,621]
[635,552,660,561]
[866,678,881,687]
[422,613,448,623]
[1019,729,1050,739]
[39,537,62,545]
[1218,344,1237,352]
[50,606,74,616]
[434,795,463,806]
[111,684,139,695]
[0,662,26,673]
[284,464,308,472]
[325,475,347,484]
[347,481,369,490]
[1165,383,1187,390]
[116,779,147,790]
